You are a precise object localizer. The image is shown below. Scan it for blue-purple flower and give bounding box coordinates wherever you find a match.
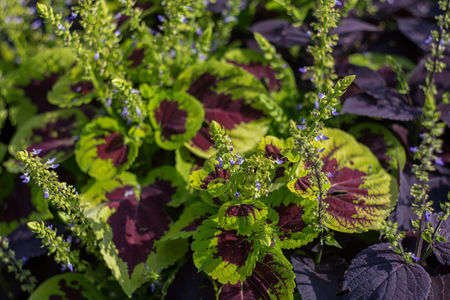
[31,148,42,156]
[435,157,444,166]
[20,173,30,183]
[235,191,240,199]
[298,66,307,73]
[255,181,261,191]
[410,253,420,262]
[217,157,223,168]
[44,190,49,199]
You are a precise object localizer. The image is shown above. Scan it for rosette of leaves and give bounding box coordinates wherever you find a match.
[9,108,88,162]
[29,273,104,300]
[348,123,406,176]
[0,173,52,235]
[287,128,398,233]
[47,65,96,107]
[263,187,319,249]
[191,217,264,285]
[174,60,271,158]
[223,49,296,103]
[81,172,188,297]
[218,247,296,300]
[75,116,138,180]
[147,89,204,150]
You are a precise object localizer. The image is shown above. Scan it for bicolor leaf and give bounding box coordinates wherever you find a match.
[75,117,138,180]
[218,200,269,235]
[218,248,296,300]
[9,109,88,162]
[288,128,398,233]
[148,90,204,150]
[189,157,231,197]
[175,60,270,158]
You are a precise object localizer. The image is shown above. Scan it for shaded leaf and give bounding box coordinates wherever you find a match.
[397,18,436,52]
[218,200,270,235]
[250,19,310,47]
[75,117,138,180]
[431,213,450,266]
[9,109,88,162]
[342,243,431,300]
[428,272,450,300]
[292,256,347,300]
[342,89,422,121]
[29,273,105,300]
[7,223,46,259]
[288,128,398,233]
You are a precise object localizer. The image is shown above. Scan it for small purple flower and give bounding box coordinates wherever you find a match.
[424,35,432,45]
[255,181,261,191]
[235,191,240,199]
[114,30,121,37]
[318,148,325,153]
[120,107,129,118]
[105,98,112,108]
[57,24,67,32]
[130,88,140,95]
[20,174,30,183]
[114,12,122,20]
[295,103,303,110]
[435,157,444,166]
[409,147,418,153]
[315,101,320,110]
[301,118,305,124]
[31,19,42,30]
[331,108,339,116]
[327,172,332,178]
[196,28,203,35]
[235,154,244,165]
[181,16,188,23]
[297,124,306,130]
[230,158,235,165]
[69,12,77,20]
[49,163,60,169]
[67,262,73,272]
[334,0,342,6]
[44,190,49,199]
[217,157,223,168]
[93,52,100,60]
[135,106,142,118]
[31,148,42,155]
[298,66,307,73]
[318,92,325,99]
[67,236,73,243]
[275,158,284,165]
[425,211,431,223]
[410,253,420,262]
[124,189,134,197]
[157,15,165,23]
[47,158,56,165]
[306,30,311,37]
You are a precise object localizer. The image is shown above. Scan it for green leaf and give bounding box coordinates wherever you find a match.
[29,273,105,300]
[148,89,204,150]
[75,117,139,180]
[189,157,231,197]
[288,128,398,233]
[218,200,270,235]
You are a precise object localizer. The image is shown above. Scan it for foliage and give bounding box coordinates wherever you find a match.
[0,0,449,299]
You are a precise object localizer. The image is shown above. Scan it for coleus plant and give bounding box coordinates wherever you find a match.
[0,0,449,299]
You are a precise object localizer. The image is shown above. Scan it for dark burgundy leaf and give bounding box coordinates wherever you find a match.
[57,279,88,300]
[228,61,281,91]
[354,128,392,170]
[275,203,306,240]
[0,177,34,223]
[292,256,347,300]
[166,259,215,300]
[106,182,173,275]
[70,81,94,96]
[431,213,450,266]
[428,272,450,300]
[207,0,229,13]
[7,224,46,259]
[342,243,431,300]
[438,103,450,127]
[96,132,129,167]
[331,18,379,35]
[352,66,386,100]
[190,127,213,151]
[154,100,188,140]
[434,243,450,265]
[214,230,253,267]
[341,89,422,121]
[397,18,437,51]
[250,20,310,47]
[20,74,60,113]
[181,216,208,232]
[26,115,78,157]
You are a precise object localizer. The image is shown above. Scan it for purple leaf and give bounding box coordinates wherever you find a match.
[331,18,379,35]
[127,48,145,69]
[352,66,386,100]
[7,223,46,259]
[228,61,281,91]
[428,272,450,300]
[274,203,307,240]
[342,89,422,121]
[20,74,60,113]
[292,256,347,300]
[251,19,310,47]
[0,176,35,223]
[342,243,431,300]
[430,213,450,266]
[214,230,253,267]
[397,18,437,51]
